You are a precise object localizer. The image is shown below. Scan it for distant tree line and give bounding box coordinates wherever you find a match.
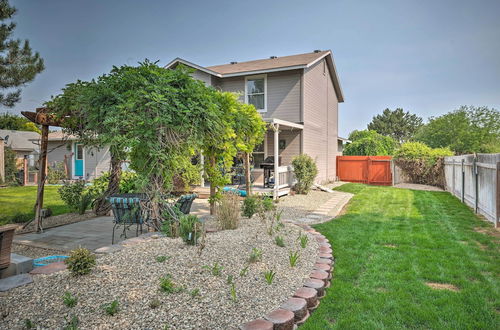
[344,106,500,156]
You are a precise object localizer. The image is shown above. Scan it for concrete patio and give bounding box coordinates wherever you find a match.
[14,199,211,252]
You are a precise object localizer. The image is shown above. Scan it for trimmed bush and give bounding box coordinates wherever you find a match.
[242,195,258,218]
[291,154,318,194]
[58,181,87,212]
[47,162,67,184]
[65,247,96,276]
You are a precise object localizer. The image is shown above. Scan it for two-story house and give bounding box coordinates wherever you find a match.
[166,50,344,197]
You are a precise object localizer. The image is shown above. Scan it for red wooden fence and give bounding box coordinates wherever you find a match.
[336,156,392,186]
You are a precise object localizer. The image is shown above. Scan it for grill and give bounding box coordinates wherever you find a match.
[260,156,281,188]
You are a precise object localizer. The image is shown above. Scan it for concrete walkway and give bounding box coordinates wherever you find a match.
[293,191,353,225]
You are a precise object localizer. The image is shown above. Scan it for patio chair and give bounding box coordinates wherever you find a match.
[174,193,198,215]
[0,225,17,270]
[107,193,147,244]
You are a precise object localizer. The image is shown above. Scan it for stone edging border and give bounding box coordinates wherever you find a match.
[240,224,333,330]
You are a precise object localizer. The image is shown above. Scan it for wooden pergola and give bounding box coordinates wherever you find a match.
[21,107,66,233]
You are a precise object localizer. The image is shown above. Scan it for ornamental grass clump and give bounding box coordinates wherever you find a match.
[179,214,203,245]
[65,247,96,276]
[291,154,318,194]
[217,192,240,230]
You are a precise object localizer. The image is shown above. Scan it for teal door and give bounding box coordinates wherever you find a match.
[74,143,84,177]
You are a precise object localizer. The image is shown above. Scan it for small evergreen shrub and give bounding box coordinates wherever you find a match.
[242,195,259,218]
[291,154,318,194]
[65,247,96,276]
[103,300,120,316]
[62,292,77,308]
[179,215,203,245]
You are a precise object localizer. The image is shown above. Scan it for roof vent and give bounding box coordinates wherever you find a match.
[269,56,278,59]
[230,61,238,64]
[313,49,321,53]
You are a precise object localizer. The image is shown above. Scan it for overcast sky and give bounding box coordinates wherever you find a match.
[6,0,500,137]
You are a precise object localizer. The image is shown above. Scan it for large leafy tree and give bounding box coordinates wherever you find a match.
[0,0,44,107]
[367,108,423,143]
[415,106,500,154]
[343,130,397,156]
[0,112,40,133]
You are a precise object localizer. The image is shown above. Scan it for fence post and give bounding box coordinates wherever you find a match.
[461,159,465,203]
[391,160,395,186]
[496,161,499,228]
[473,155,478,214]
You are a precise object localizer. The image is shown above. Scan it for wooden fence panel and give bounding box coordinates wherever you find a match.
[444,153,500,227]
[337,156,392,185]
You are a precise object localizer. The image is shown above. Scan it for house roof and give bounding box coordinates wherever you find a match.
[206,51,330,75]
[0,129,40,152]
[46,131,78,141]
[165,50,344,102]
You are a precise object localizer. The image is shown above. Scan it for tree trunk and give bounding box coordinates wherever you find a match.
[244,152,251,197]
[93,150,122,216]
[209,155,216,215]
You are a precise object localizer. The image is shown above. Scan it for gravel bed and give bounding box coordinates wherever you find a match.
[278,190,333,221]
[0,219,318,329]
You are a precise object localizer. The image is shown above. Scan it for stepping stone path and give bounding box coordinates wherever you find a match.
[295,190,353,225]
[0,274,33,292]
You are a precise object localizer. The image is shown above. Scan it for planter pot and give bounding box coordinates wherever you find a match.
[0,225,17,269]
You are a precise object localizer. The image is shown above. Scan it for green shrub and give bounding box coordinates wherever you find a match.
[156,255,170,263]
[62,292,77,308]
[216,192,240,230]
[261,195,275,211]
[63,315,79,330]
[159,274,183,293]
[4,147,19,184]
[289,251,300,267]
[58,180,87,212]
[343,130,397,156]
[179,214,203,245]
[86,171,139,197]
[242,195,259,218]
[203,262,223,276]
[299,233,309,248]
[291,154,318,194]
[248,248,262,263]
[65,247,96,276]
[161,219,179,238]
[47,162,67,184]
[275,236,285,247]
[264,269,276,284]
[103,300,119,316]
[10,212,31,223]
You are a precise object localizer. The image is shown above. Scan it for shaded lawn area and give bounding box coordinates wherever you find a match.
[0,186,70,225]
[303,183,499,329]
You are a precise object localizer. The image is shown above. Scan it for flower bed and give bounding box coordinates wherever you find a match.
[1,219,320,329]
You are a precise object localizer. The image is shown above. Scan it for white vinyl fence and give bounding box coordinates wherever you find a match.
[443,154,500,227]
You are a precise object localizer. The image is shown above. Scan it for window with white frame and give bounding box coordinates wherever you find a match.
[245,75,266,112]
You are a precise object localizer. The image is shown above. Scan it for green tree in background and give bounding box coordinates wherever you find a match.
[0,0,44,107]
[0,112,41,133]
[367,108,423,143]
[343,130,397,156]
[415,106,500,154]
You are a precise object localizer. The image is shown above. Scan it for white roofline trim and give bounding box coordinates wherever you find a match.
[164,58,222,77]
[264,118,304,130]
[305,51,331,68]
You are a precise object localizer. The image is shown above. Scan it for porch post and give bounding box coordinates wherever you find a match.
[199,151,205,187]
[273,123,279,200]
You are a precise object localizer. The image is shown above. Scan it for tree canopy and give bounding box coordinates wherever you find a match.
[343,130,397,156]
[0,0,44,107]
[0,112,41,133]
[415,106,500,154]
[367,108,423,143]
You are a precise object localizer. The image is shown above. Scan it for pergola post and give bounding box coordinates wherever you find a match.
[34,124,49,232]
[273,123,279,200]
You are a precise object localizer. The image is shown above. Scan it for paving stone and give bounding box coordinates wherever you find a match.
[94,245,124,254]
[264,309,295,330]
[316,258,332,265]
[310,269,329,284]
[318,253,333,259]
[319,242,331,249]
[280,297,308,321]
[304,278,326,297]
[314,263,331,273]
[29,262,67,275]
[306,214,322,219]
[240,318,274,330]
[293,287,318,309]
[0,274,33,292]
[319,247,332,254]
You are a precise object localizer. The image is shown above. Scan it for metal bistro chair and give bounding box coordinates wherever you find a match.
[174,194,198,215]
[107,193,147,244]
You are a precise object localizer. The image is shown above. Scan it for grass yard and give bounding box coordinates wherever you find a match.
[0,186,70,225]
[303,183,499,329]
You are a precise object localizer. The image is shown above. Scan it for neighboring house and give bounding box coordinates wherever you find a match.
[0,129,40,168]
[45,131,111,180]
[337,137,351,155]
[166,50,344,195]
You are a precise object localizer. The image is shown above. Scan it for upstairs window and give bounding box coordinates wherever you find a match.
[245,75,267,112]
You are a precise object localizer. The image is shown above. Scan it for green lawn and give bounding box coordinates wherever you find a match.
[303,183,499,329]
[0,186,70,225]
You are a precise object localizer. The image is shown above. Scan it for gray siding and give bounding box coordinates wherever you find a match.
[218,70,302,123]
[47,141,73,177]
[266,130,301,166]
[191,70,212,86]
[303,59,338,183]
[84,146,111,180]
